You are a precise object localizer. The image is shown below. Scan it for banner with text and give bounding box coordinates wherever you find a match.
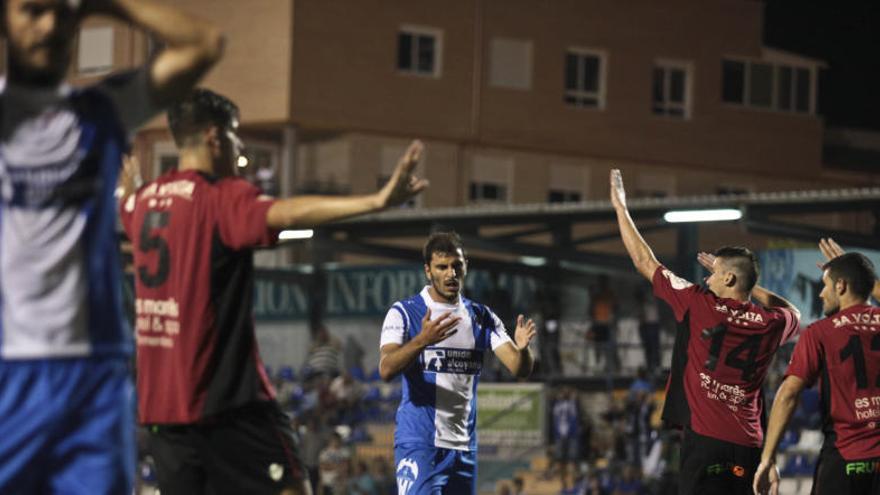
[476,383,545,460]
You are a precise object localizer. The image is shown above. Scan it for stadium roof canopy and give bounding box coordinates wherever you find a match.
[311,188,880,279]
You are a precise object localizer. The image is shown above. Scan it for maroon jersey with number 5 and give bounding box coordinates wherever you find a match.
[652,266,800,447]
[786,304,880,460]
[120,169,278,424]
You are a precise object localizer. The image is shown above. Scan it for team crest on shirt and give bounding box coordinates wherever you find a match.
[423,347,484,375]
[662,269,693,290]
[397,458,419,495]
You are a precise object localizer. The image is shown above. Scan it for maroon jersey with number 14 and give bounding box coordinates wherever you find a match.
[786,303,880,460]
[120,169,278,424]
[653,266,800,447]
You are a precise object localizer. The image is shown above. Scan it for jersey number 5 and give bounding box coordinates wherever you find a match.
[137,211,170,288]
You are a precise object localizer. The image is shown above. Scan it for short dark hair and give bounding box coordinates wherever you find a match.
[823,252,877,300]
[423,231,464,265]
[714,246,759,292]
[167,88,239,147]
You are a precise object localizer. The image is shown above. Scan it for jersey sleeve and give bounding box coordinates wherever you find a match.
[775,307,802,344]
[215,179,278,250]
[785,323,822,387]
[488,309,514,351]
[118,193,137,240]
[96,67,164,133]
[651,265,700,322]
[380,304,407,348]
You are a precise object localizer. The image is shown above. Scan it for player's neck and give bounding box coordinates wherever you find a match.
[427,286,458,305]
[177,147,216,175]
[718,287,749,303]
[838,297,869,312]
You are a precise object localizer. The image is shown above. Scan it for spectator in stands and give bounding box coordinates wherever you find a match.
[613,464,647,495]
[625,386,655,467]
[584,471,609,495]
[636,288,662,372]
[307,325,342,379]
[344,334,366,378]
[552,387,582,492]
[347,459,378,495]
[300,415,332,494]
[318,432,351,495]
[512,476,525,495]
[589,275,619,372]
[370,457,396,495]
[329,370,366,424]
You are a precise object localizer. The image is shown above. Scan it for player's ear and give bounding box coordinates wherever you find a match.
[424,263,431,281]
[836,278,848,297]
[723,271,737,288]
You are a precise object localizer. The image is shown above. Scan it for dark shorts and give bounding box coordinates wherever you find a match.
[146,401,307,495]
[678,427,760,495]
[812,445,880,495]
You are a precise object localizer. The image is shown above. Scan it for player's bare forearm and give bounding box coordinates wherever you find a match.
[514,346,534,378]
[761,376,805,464]
[610,170,660,280]
[266,194,383,230]
[379,339,428,382]
[614,207,660,280]
[101,0,224,106]
[751,286,801,319]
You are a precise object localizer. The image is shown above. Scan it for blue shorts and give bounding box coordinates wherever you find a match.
[0,357,134,495]
[394,443,476,495]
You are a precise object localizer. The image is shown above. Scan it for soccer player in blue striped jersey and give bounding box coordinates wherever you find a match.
[379,231,537,495]
[0,1,222,493]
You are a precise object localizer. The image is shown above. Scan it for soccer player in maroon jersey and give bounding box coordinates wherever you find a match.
[610,169,801,495]
[119,89,427,495]
[754,251,880,495]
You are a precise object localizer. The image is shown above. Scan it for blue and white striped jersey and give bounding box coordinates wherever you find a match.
[0,69,159,360]
[381,287,513,452]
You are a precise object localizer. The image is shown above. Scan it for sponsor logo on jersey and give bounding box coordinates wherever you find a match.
[662,269,693,290]
[397,457,419,495]
[423,347,484,375]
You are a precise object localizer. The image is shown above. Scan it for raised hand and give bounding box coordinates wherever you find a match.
[415,308,459,347]
[513,315,537,350]
[376,140,429,209]
[752,460,779,495]
[819,238,845,261]
[610,169,627,210]
[697,252,716,273]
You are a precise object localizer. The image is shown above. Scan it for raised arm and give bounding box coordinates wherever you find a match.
[91,0,224,107]
[753,375,807,495]
[378,309,459,382]
[610,169,661,280]
[697,252,801,320]
[819,238,880,302]
[266,140,428,230]
[494,315,536,378]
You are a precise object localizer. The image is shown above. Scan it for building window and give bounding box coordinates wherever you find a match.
[78,26,114,75]
[722,58,815,114]
[548,163,588,204]
[397,26,442,77]
[548,190,581,203]
[489,38,533,90]
[470,155,512,204]
[652,61,691,118]
[564,49,605,108]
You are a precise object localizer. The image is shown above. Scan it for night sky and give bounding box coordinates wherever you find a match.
[763,0,880,130]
